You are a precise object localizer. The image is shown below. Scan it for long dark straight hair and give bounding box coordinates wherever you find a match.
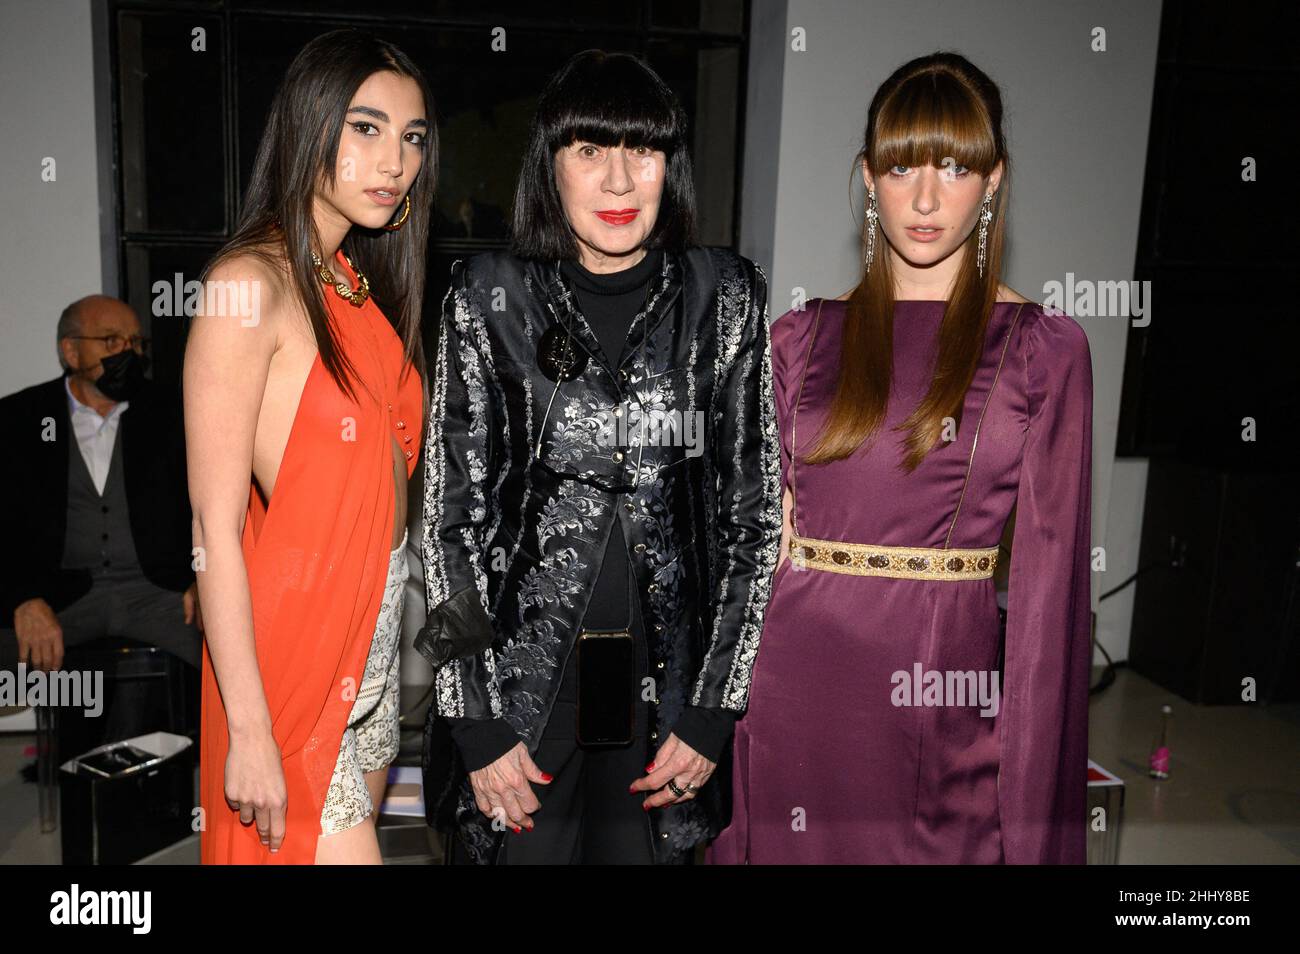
[510,49,697,261]
[806,51,1009,472]
[203,28,437,400]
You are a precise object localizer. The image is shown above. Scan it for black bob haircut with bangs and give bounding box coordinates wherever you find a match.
[510,49,698,261]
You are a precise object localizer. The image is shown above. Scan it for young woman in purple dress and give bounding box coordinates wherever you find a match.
[711,51,1092,864]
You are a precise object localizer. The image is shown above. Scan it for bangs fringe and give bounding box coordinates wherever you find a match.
[543,57,685,153]
[869,70,998,175]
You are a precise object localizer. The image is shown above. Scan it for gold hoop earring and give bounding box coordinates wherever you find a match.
[383,194,411,232]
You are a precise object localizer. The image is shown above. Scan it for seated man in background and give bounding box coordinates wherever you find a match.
[0,295,201,678]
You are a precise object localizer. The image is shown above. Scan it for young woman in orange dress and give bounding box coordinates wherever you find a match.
[184,29,435,864]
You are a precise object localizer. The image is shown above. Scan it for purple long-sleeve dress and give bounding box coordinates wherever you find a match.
[709,297,1092,864]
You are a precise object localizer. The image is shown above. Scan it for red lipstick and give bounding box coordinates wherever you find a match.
[595,209,638,226]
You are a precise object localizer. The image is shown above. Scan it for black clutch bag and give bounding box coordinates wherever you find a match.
[576,628,635,746]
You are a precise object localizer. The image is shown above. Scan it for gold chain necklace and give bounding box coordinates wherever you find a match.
[312,251,370,307]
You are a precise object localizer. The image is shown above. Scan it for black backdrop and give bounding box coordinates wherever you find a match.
[1117,0,1300,470]
[107,0,750,398]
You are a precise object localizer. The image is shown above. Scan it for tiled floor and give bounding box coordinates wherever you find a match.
[2,666,1297,864]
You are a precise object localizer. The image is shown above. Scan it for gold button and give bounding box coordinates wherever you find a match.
[396,420,406,429]
[404,450,413,460]
[612,451,624,462]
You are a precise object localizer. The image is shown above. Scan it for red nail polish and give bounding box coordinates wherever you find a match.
[512,826,522,833]
[642,803,650,812]
[645,762,656,773]
[628,784,637,794]
[540,772,553,782]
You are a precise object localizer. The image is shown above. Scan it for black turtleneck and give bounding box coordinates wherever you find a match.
[448,247,737,773]
[560,248,663,364]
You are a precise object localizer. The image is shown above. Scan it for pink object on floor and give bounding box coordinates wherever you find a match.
[1149,746,1170,774]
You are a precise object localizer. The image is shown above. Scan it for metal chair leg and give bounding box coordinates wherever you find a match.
[35,703,58,834]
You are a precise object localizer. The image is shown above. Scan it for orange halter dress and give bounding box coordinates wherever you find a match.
[199,251,423,864]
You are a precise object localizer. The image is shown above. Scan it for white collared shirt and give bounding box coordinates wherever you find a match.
[64,376,129,496]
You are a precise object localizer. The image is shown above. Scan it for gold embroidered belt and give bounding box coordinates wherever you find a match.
[788,534,999,581]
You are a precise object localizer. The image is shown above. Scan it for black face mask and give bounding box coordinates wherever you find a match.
[91,349,149,401]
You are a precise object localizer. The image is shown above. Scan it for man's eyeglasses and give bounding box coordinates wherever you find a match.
[66,334,151,353]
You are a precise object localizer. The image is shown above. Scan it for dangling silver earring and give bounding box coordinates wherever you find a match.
[976,192,994,278]
[864,189,879,274]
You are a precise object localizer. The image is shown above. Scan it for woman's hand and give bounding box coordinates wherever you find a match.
[629,733,715,810]
[469,741,552,833]
[224,726,288,852]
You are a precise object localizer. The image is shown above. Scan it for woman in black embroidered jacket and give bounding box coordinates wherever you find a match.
[418,50,782,864]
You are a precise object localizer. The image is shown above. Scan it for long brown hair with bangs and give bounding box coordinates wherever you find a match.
[805,51,1008,472]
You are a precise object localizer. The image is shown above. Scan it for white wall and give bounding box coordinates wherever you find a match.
[0,0,107,394]
[740,0,1163,663]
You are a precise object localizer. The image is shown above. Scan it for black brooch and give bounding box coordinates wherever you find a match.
[537,324,589,382]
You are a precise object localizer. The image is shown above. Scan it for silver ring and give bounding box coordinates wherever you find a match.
[685,782,697,791]
[667,778,686,797]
